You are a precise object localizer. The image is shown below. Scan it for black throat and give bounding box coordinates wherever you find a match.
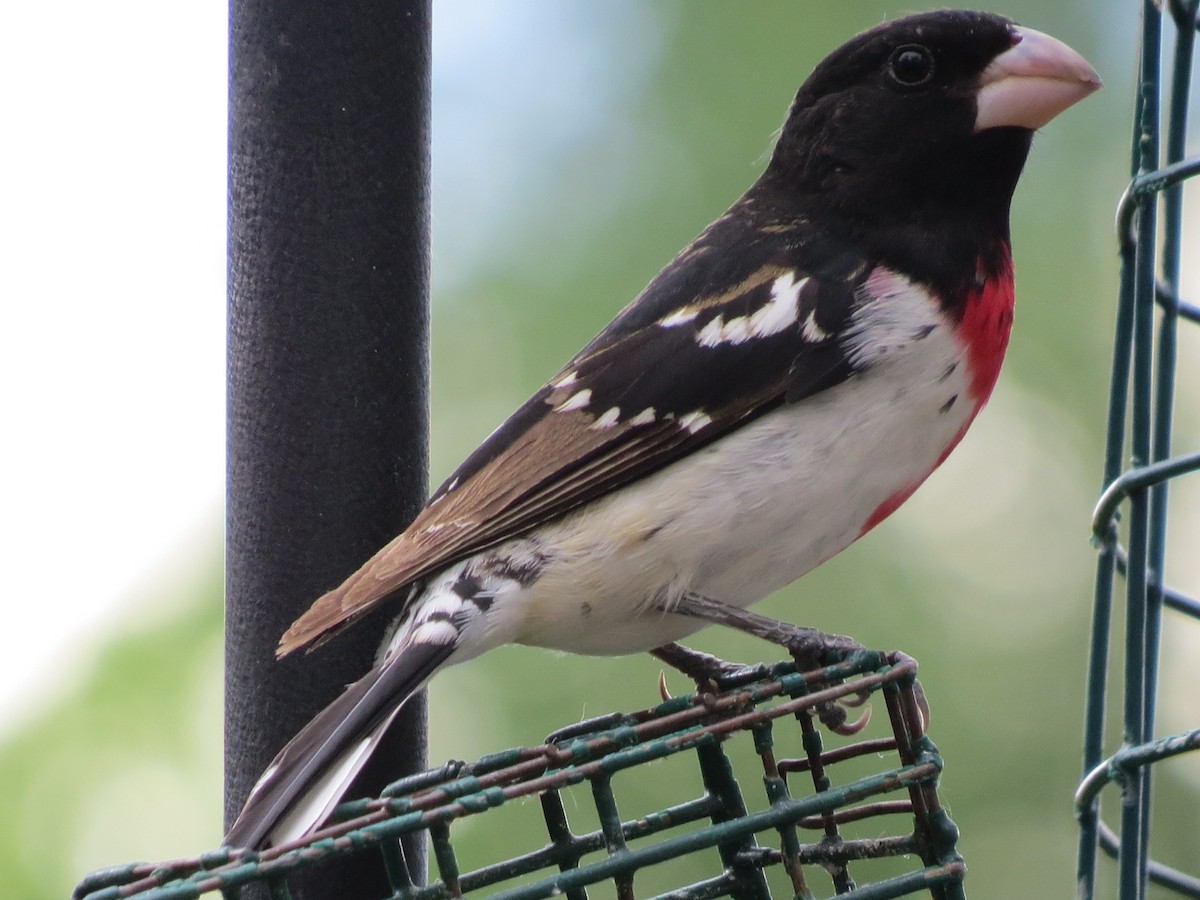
[755,124,1031,297]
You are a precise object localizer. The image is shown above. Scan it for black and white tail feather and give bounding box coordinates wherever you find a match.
[224,616,457,849]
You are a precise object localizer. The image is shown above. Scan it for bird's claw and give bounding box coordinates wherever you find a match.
[839,687,872,708]
[652,644,759,693]
[816,700,872,736]
[779,630,874,736]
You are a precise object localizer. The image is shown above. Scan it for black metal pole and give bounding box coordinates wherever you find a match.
[226,1,431,896]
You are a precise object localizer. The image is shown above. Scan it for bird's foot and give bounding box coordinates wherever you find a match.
[650,642,767,698]
[780,627,864,671]
[655,594,878,736]
[649,638,869,735]
[811,695,872,736]
[775,628,872,736]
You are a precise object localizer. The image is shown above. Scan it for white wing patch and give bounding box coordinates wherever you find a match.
[658,307,700,328]
[591,406,621,430]
[800,309,831,343]
[555,388,592,413]
[695,272,808,348]
[629,407,657,426]
[678,410,713,434]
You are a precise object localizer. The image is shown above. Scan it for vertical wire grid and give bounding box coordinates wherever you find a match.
[1076,2,1200,897]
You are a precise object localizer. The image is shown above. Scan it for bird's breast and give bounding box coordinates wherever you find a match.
[509,269,995,655]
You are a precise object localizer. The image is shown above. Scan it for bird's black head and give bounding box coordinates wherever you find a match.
[759,10,1098,287]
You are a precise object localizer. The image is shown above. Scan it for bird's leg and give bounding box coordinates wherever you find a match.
[667,592,864,665]
[656,592,870,734]
[649,642,767,694]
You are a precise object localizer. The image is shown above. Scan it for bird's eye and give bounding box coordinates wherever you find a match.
[889,45,935,86]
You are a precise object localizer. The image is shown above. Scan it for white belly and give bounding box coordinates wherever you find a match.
[506,311,977,655]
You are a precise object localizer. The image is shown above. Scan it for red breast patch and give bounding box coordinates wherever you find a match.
[958,257,1016,405]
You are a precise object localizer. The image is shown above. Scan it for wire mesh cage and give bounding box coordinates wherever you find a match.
[1074,1,1200,897]
[74,652,965,900]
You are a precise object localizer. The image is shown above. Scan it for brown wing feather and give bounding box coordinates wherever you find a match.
[277,403,682,656]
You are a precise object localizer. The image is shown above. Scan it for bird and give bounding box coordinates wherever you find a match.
[225,9,1100,850]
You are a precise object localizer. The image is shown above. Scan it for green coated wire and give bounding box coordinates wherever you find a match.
[1077,1,1200,898]
[75,654,963,900]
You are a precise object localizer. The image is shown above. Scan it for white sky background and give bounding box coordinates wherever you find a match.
[1,4,227,727]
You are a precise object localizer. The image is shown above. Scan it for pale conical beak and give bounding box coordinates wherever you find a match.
[974,26,1102,132]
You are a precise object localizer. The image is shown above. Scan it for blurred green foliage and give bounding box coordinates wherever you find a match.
[0,560,223,898]
[9,3,1197,899]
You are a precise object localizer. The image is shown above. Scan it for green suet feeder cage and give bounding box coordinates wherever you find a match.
[74,652,965,899]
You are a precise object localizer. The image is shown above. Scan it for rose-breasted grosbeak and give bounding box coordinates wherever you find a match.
[225,10,1100,849]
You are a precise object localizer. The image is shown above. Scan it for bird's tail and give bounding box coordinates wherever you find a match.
[223,640,453,850]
